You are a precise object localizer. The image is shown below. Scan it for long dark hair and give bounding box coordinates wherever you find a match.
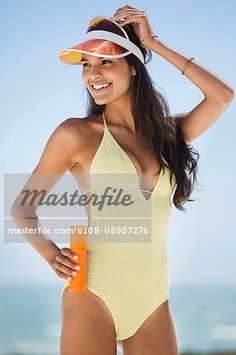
[84,24,200,212]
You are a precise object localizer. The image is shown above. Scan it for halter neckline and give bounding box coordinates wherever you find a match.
[100,111,164,200]
[102,112,107,128]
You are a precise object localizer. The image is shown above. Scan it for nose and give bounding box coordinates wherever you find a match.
[89,69,103,80]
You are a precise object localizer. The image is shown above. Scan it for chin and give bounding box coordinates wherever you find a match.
[94,97,113,105]
[94,98,107,105]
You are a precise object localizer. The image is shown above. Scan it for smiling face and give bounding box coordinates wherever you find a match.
[81,54,136,105]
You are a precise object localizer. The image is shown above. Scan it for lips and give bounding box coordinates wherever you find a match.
[91,83,112,92]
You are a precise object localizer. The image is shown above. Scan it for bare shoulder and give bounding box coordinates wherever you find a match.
[58,115,99,139]
[58,117,89,136]
[45,117,93,166]
[54,115,101,170]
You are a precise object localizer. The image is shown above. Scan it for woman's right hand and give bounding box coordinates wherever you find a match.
[51,247,83,281]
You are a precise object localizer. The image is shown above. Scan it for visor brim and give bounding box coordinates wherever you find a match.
[58,39,129,65]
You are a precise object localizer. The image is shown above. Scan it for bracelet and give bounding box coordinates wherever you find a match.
[141,33,159,48]
[181,57,195,75]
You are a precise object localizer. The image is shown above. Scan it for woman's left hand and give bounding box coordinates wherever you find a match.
[110,5,156,47]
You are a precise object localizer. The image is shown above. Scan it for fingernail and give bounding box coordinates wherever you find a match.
[73,255,78,260]
[72,271,77,276]
[75,265,80,270]
[67,276,72,281]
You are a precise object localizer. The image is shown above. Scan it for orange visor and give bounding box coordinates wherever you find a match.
[58,16,144,65]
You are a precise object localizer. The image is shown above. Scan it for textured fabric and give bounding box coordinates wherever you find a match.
[61,113,177,340]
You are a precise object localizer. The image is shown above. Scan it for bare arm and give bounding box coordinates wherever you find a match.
[145,38,234,144]
[11,118,82,271]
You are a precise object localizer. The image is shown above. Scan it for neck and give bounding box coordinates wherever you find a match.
[103,106,137,133]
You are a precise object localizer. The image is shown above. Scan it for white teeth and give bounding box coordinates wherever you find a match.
[92,83,111,90]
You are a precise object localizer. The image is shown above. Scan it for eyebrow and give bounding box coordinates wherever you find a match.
[80,57,106,62]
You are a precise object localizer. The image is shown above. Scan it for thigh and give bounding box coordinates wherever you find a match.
[60,286,117,355]
[121,300,179,355]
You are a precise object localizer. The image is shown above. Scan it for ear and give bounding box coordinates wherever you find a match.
[131,65,137,76]
[131,65,136,76]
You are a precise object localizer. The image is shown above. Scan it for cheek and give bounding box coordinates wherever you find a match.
[113,68,131,85]
[82,72,92,90]
[82,71,87,83]
[116,75,132,92]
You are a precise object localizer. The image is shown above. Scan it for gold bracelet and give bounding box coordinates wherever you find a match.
[141,33,159,48]
[181,57,195,75]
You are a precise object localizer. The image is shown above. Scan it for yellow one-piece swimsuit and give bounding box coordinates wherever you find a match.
[61,112,177,341]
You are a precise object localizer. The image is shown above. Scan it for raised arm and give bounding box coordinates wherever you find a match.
[111,5,234,145]
[146,39,234,144]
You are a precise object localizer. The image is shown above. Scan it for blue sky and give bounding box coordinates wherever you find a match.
[1,0,236,286]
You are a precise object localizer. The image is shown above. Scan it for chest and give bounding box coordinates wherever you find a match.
[69,123,176,201]
[72,129,160,177]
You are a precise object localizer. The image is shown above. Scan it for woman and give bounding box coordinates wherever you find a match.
[11,5,234,355]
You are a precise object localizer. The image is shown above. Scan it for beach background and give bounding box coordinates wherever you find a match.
[0,282,236,354]
[1,0,236,354]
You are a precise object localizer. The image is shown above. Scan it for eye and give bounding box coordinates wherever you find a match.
[102,59,112,64]
[82,59,112,68]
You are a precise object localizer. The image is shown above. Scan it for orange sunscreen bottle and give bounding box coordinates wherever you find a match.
[69,225,88,292]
